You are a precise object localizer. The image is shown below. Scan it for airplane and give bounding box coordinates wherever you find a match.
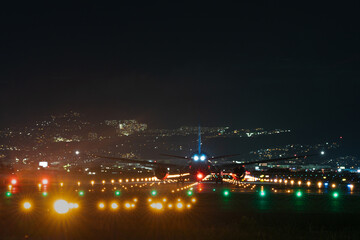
[96,126,324,182]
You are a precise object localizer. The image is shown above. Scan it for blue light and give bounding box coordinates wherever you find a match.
[324,182,329,187]
[193,155,199,161]
[200,154,206,161]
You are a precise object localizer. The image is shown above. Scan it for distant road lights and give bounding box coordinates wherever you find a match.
[193,155,199,161]
[54,200,70,214]
[200,154,206,161]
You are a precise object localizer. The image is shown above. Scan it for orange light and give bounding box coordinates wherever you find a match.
[42,179,48,185]
[197,173,204,180]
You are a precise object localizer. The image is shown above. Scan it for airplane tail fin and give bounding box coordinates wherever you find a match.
[198,125,201,154]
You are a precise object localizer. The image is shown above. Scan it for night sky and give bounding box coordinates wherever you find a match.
[1,2,359,144]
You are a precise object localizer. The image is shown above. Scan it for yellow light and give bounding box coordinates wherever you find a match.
[168,203,173,208]
[125,203,131,209]
[307,181,311,187]
[98,202,105,209]
[54,200,69,214]
[186,204,191,209]
[177,198,181,202]
[191,198,196,203]
[298,181,302,186]
[102,180,105,185]
[69,203,79,209]
[60,182,64,187]
[91,180,95,186]
[148,198,152,202]
[38,183,42,188]
[111,179,114,184]
[317,182,322,188]
[150,203,163,210]
[111,202,119,210]
[133,198,138,202]
[23,202,32,210]
[77,181,81,186]
[176,203,183,209]
[290,180,294,185]
[162,198,167,202]
[8,185,12,191]
[126,179,129,183]
[331,184,336,188]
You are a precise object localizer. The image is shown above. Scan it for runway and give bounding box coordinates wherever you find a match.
[1,178,359,239]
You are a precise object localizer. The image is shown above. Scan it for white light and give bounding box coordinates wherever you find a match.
[321,151,325,155]
[54,200,69,214]
[200,155,206,161]
[75,151,80,155]
[193,155,199,161]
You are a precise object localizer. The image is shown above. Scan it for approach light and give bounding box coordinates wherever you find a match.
[23,202,32,210]
[193,155,199,161]
[197,173,204,180]
[176,203,183,209]
[200,154,206,161]
[54,200,69,214]
[111,202,119,210]
[98,202,105,209]
[42,179,48,185]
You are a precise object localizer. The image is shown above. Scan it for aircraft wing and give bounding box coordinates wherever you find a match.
[210,153,242,160]
[159,153,189,160]
[94,155,182,168]
[217,153,319,168]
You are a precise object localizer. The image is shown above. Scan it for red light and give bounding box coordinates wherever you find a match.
[42,179,48,185]
[11,179,17,185]
[197,173,204,180]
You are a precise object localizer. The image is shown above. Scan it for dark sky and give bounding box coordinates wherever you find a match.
[1,2,359,140]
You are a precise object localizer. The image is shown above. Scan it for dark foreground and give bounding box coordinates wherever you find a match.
[1,181,359,240]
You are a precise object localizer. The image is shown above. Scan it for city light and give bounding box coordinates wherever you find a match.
[54,200,70,214]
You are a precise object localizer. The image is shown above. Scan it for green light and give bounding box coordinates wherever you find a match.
[260,191,266,197]
[115,190,121,196]
[5,192,12,197]
[213,188,216,192]
[333,192,339,198]
[42,192,48,197]
[187,190,193,196]
[151,190,157,196]
[223,190,230,197]
[79,191,84,196]
[296,191,302,197]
